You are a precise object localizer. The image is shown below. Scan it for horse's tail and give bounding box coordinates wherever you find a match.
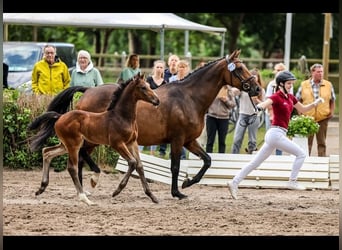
[27,111,62,152]
[47,86,89,113]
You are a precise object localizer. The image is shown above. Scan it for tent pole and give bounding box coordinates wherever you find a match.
[284,13,292,70]
[220,32,225,56]
[184,30,189,57]
[322,13,331,79]
[160,26,165,60]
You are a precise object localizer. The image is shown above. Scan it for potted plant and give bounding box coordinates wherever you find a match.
[287,115,320,155]
[287,115,320,138]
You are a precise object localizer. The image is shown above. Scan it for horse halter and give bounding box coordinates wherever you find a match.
[225,55,255,92]
[225,55,260,113]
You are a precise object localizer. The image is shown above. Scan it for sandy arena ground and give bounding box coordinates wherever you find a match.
[3,167,339,236]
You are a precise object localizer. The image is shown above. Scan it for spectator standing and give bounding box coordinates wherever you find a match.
[295,63,336,157]
[159,54,180,158]
[265,63,287,155]
[70,50,104,87]
[145,59,167,155]
[231,68,265,154]
[31,44,70,95]
[206,85,236,153]
[164,54,179,82]
[169,59,190,82]
[227,71,324,199]
[117,54,141,83]
[147,60,167,89]
[168,59,190,159]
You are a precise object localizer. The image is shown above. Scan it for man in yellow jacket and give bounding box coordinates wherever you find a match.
[295,63,336,157]
[32,44,70,95]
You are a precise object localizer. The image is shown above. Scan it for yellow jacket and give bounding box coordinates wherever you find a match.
[298,79,333,122]
[32,58,70,95]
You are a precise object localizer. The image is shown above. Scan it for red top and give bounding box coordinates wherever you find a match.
[270,90,298,129]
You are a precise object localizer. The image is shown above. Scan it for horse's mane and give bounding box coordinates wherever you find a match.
[106,78,132,111]
[172,56,224,84]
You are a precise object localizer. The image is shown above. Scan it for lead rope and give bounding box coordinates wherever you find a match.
[249,94,259,114]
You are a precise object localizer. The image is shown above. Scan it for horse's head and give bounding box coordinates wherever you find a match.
[224,50,261,97]
[134,72,160,106]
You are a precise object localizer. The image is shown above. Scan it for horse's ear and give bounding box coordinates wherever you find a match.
[229,49,241,61]
[228,51,235,61]
[133,73,140,82]
[236,49,241,57]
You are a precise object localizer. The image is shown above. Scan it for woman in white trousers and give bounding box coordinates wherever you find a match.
[227,71,324,199]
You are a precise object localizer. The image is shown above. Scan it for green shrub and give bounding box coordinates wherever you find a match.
[3,90,42,169]
[3,89,119,171]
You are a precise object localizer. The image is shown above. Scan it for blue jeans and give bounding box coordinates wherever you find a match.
[231,113,259,154]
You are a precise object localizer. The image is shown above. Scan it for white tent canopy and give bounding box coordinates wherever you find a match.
[3,13,227,58]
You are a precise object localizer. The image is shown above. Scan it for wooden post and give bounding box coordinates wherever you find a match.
[322,13,331,79]
[4,24,8,41]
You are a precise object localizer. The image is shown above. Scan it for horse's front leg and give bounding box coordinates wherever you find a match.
[67,149,94,206]
[36,143,66,196]
[181,140,211,189]
[170,144,187,199]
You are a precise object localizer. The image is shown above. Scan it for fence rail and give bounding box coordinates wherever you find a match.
[93,52,339,80]
[116,153,339,190]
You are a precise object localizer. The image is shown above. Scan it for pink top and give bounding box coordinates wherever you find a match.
[269,90,298,129]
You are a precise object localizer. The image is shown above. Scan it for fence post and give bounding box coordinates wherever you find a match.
[113,51,119,67]
[121,51,127,68]
[185,52,192,70]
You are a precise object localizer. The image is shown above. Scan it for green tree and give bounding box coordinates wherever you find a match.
[6,13,339,67]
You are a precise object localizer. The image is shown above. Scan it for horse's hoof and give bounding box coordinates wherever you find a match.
[35,189,44,196]
[112,190,120,197]
[90,172,100,188]
[79,193,94,205]
[181,178,191,189]
[178,194,188,200]
[150,195,159,204]
[90,179,97,188]
[172,192,188,200]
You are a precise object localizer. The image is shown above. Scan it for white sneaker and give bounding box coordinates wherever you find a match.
[227,181,238,199]
[287,180,306,191]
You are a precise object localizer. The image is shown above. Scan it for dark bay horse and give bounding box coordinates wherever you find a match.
[28,73,160,205]
[32,49,261,200]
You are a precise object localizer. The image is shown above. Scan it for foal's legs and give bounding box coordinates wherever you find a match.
[36,143,67,196]
[112,142,158,203]
[181,139,211,189]
[131,143,158,203]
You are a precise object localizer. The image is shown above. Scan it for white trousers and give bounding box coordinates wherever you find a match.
[233,127,306,184]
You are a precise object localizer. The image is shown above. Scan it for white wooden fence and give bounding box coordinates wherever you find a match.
[115,153,339,190]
